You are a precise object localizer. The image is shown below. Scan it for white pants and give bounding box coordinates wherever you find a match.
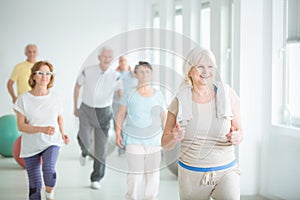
[126,144,161,200]
[178,164,241,200]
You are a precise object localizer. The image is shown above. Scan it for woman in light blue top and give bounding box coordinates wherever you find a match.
[116,61,166,200]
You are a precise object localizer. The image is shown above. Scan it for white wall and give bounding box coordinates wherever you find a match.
[266,127,300,199]
[238,0,264,195]
[0,0,146,135]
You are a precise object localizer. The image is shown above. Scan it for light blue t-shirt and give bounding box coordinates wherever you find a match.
[114,71,138,104]
[120,89,166,146]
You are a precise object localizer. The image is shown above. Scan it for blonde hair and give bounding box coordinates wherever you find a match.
[182,47,217,87]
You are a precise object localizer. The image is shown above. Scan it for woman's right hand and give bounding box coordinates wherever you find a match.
[172,123,185,141]
[116,134,124,148]
[74,108,78,117]
[42,126,55,135]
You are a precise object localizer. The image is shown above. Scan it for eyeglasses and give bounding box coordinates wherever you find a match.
[34,71,54,76]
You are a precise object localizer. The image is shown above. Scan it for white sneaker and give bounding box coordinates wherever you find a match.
[79,155,88,166]
[45,191,54,200]
[90,181,101,189]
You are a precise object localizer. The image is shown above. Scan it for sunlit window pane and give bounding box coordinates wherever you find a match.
[287,43,300,119]
[175,14,182,34]
[200,7,210,49]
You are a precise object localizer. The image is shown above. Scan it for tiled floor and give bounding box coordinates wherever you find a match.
[0,135,270,200]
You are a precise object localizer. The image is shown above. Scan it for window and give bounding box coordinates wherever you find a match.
[286,43,300,125]
[282,0,300,127]
[174,3,183,77]
[174,4,182,34]
[200,3,211,49]
[152,6,160,65]
[153,13,160,28]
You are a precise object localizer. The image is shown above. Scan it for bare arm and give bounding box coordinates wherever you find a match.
[115,104,127,148]
[160,110,167,128]
[226,90,243,145]
[15,110,55,135]
[161,112,183,151]
[116,78,123,100]
[58,115,69,144]
[73,83,81,117]
[116,89,122,100]
[7,79,17,103]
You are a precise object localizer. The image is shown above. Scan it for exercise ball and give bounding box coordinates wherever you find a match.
[12,136,25,168]
[0,115,21,157]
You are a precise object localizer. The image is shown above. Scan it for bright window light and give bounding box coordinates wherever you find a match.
[286,43,300,126]
[200,7,211,49]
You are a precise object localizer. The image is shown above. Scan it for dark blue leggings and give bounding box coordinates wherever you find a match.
[24,145,60,200]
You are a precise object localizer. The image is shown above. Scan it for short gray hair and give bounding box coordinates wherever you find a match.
[25,44,37,52]
[98,46,113,56]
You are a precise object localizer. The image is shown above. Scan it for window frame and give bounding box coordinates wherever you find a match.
[272,0,300,128]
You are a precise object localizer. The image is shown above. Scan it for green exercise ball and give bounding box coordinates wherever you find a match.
[0,115,21,157]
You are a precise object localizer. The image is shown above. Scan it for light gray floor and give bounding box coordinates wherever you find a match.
[0,135,270,200]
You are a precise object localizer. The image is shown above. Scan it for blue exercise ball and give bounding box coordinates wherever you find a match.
[0,115,21,157]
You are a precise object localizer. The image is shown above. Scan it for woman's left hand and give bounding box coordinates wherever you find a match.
[62,134,70,144]
[226,127,243,145]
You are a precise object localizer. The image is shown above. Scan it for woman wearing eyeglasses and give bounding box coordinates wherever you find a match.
[116,61,166,200]
[161,47,243,200]
[13,61,69,200]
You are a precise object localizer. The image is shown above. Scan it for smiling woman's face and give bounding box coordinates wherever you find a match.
[33,65,52,87]
[188,59,216,86]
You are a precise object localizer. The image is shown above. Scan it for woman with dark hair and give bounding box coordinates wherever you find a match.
[116,61,166,200]
[14,61,69,200]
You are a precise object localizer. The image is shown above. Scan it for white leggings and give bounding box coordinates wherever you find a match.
[126,144,161,200]
[178,164,241,200]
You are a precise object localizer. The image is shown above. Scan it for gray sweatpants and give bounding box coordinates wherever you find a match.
[178,164,241,200]
[77,103,112,182]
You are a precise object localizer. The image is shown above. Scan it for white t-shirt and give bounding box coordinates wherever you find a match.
[77,65,121,108]
[13,91,64,158]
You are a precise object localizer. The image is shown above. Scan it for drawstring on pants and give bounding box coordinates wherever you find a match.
[201,171,216,185]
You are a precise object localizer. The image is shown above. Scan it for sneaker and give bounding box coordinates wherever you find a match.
[79,155,88,166]
[45,191,54,200]
[90,181,101,190]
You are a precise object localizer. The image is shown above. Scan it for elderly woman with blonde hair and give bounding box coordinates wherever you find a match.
[161,47,243,200]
